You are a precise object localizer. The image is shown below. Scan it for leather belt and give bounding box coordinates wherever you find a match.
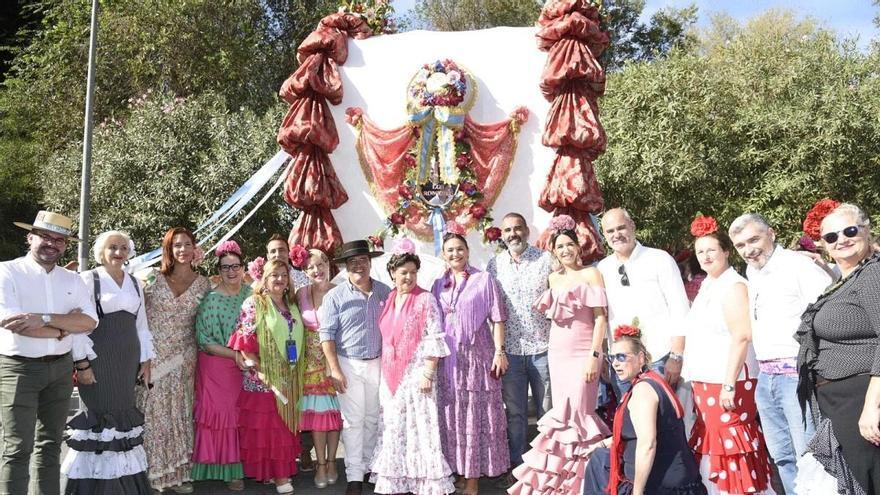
[3,352,71,363]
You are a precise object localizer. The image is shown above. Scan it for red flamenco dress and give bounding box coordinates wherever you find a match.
[509,284,611,495]
[228,297,303,481]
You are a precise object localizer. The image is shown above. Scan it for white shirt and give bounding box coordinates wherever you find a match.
[487,245,553,355]
[73,267,156,363]
[683,267,758,384]
[0,255,98,358]
[746,246,831,361]
[598,242,690,360]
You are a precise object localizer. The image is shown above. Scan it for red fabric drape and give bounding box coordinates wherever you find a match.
[348,107,527,240]
[536,0,608,264]
[276,13,372,254]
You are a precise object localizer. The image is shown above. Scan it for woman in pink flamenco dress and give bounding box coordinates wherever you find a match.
[509,216,611,495]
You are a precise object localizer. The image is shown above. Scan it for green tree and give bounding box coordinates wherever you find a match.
[40,92,296,268]
[596,11,880,249]
[408,0,542,31]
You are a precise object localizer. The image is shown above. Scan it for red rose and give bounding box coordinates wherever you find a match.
[485,227,502,242]
[803,198,841,241]
[469,203,487,219]
[368,235,384,249]
[397,184,413,200]
[403,153,417,169]
[613,324,641,341]
[390,212,405,225]
[288,244,309,269]
[689,215,718,237]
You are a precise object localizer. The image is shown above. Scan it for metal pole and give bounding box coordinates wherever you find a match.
[77,0,99,272]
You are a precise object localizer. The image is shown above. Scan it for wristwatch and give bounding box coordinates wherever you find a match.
[722,384,735,392]
[667,351,683,362]
[591,350,602,358]
[41,314,52,326]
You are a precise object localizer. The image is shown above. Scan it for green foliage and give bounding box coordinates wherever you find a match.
[597,11,880,250]
[41,92,296,268]
[408,0,542,30]
[601,0,698,71]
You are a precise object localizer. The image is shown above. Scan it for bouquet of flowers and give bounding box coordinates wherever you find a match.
[409,59,467,108]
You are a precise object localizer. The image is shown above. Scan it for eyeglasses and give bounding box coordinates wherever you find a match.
[618,264,630,286]
[605,352,634,364]
[821,225,860,244]
[33,232,67,246]
[219,264,242,272]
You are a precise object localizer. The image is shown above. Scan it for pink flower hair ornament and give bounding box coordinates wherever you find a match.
[548,214,576,233]
[214,240,242,258]
[444,221,467,236]
[390,238,416,255]
[288,244,309,270]
[248,256,266,281]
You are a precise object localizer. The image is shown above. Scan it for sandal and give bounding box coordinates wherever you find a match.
[315,461,328,489]
[227,479,245,491]
[326,462,338,484]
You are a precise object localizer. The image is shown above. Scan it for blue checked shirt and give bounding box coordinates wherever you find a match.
[318,278,391,359]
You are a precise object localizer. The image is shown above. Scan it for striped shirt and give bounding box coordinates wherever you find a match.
[318,278,391,359]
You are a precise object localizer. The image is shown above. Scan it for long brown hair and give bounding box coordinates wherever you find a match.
[159,227,196,276]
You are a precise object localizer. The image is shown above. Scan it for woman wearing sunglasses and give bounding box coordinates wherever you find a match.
[583,325,706,495]
[508,215,610,495]
[682,215,774,495]
[794,203,880,495]
[190,241,252,490]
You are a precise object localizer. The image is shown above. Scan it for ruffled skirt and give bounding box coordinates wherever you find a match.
[300,395,343,432]
[191,352,243,481]
[238,389,300,481]
[690,381,773,494]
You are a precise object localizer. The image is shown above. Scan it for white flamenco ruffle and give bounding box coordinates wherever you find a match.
[794,453,840,495]
[61,445,148,480]
[66,425,144,441]
[698,457,777,495]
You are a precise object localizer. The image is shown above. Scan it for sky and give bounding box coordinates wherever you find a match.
[394,0,879,47]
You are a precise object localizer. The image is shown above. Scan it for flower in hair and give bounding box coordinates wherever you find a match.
[690,215,718,237]
[803,198,841,241]
[391,238,416,255]
[248,256,266,281]
[444,221,467,236]
[368,235,384,249]
[548,214,576,232]
[214,240,241,258]
[288,244,309,269]
[613,324,641,341]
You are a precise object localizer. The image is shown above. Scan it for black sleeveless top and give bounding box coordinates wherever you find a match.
[620,378,705,493]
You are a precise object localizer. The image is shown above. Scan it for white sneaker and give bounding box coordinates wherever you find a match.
[276,482,294,494]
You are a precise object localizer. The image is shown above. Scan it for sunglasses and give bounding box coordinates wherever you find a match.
[618,264,630,286]
[219,263,243,272]
[605,352,634,364]
[821,225,860,244]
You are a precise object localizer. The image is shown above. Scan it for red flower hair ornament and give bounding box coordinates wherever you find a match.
[613,324,642,341]
[803,198,841,241]
[690,215,718,237]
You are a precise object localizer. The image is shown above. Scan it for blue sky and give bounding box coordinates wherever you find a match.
[395,0,879,46]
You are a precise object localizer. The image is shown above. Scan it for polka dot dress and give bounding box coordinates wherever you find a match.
[689,379,773,494]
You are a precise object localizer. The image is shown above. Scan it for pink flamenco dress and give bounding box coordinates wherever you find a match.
[509,283,611,495]
[227,297,302,481]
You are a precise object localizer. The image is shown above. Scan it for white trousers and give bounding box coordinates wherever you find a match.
[336,356,381,481]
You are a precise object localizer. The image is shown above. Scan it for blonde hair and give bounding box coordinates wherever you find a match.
[92,230,136,266]
[824,203,871,230]
[616,335,652,367]
[255,259,291,299]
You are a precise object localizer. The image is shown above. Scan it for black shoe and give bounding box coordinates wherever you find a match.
[493,471,517,489]
[346,481,364,495]
[364,473,375,486]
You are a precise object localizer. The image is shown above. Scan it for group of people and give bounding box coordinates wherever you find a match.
[0,200,877,495]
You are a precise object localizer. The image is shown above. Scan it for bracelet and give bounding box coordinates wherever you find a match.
[422,367,436,380]
[75,363,91,372]
[495,349,506,357]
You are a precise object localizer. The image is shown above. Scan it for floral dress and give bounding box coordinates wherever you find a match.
[137,273,210,491]
[297,286,342,431]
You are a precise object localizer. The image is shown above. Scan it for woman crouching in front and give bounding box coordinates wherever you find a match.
[584,326,706,495]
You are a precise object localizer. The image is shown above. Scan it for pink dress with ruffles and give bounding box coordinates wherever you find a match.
[509,283,611,495]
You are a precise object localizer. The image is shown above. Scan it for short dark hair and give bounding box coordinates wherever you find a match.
[266,233,287,247]
[502,212,527,225]
[550,229,579,250]
[386,253,421,276]
[442,232,468,249]
[218,251,243,266]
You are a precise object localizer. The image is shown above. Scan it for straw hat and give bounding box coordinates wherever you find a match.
[14,210,81,242]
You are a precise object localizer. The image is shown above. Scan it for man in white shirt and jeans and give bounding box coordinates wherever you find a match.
[729,213,831,495]
[0,211,98,495]
[597,208,690,399]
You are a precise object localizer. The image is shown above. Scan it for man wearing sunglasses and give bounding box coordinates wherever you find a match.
[597,208,690,400]
[728,213,831,495]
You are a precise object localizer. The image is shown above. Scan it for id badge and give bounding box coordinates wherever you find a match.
[286,339,298,364]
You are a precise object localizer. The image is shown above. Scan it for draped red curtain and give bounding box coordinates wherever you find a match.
[276,13,372,255]
[535,0,609,264]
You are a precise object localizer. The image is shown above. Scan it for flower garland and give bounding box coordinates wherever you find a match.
[370,131,502,249]
[337,0,396,35]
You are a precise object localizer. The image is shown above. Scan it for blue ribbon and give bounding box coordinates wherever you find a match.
[427,207,446,255]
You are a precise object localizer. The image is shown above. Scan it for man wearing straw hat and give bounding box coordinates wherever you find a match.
[0,211,99,494]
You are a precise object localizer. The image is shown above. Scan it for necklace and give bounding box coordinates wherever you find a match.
[444,270,469,314]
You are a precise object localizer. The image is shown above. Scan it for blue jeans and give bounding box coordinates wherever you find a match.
[755,372,815,495]
[611,354,667,401]
[502,352,551,467]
